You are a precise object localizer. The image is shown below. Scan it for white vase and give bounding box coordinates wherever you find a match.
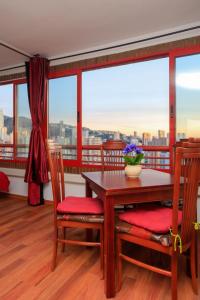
[124,165,142,178]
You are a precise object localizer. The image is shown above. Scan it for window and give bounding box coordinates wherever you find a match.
[1,47,199,170]
[16,83,31,157]
[176,53,200,140]
[82,58,169,146]
[82,58,169,168]
[48,76,77,160]
[0,84,13,159]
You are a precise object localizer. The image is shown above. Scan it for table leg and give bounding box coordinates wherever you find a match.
[85,181,93,242]
[104,196,115,298]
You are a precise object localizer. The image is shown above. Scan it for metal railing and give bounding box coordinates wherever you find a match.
[82,145,170,170]
[0,144,170,171]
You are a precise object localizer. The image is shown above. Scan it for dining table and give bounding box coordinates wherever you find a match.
[81,169,174,298]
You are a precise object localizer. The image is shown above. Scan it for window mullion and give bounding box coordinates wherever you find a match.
[13,83,17,161]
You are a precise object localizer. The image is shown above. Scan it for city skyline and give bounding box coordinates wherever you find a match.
[0,109,188,145]
[0,110,181,168]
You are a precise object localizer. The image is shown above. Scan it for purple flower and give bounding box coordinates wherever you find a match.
[123,143,144,165]
[123,144,143,155]
[135,147,143,154]
[130,144,136,151]
[123,143,136,154]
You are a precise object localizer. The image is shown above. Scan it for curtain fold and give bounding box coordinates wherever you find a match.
[24,56,49,205]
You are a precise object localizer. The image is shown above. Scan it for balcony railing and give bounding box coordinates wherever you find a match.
[0,144,170,171]
[0,144,14,160]
[82,145,170,171]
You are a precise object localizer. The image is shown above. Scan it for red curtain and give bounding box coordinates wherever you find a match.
[24,56,49,205]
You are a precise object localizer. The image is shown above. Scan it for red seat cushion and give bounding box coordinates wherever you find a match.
[118,204,182,233]
[57,196,103,214]
[0,172,10,192]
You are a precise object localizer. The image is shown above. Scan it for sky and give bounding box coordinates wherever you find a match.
[82,57,169,136]
[17,83,30,118]
[49,76,77,126]
[176,53,200,137]
[0,83,29,118]
[0,84,13,116]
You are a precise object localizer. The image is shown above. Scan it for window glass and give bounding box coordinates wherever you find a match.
[82,58,169,168]
[0,84,13,144]
[82,58,169,146]
[16,83,31,157]
[0,84,13,159]
[176,53,200,140]
[48,76,77,160]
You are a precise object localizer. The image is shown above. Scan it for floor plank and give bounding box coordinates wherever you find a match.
[0,198,199,300]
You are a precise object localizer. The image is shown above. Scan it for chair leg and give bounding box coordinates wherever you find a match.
[190,235,198,295]
[171,252,178,300]
[51,227,58,271]
[100,227,104,279]
[61,227,66,252]
[116,236,122,292]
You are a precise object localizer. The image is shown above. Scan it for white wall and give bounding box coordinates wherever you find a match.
[0,168,86,199]
[1,167,200,221]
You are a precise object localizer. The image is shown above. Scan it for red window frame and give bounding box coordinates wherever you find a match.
[1,45,200,172]
[169,46,200,170]
[0,78,27,162]
[48,69,82,167]
[79,52,171,171]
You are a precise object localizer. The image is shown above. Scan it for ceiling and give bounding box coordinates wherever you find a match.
[0,0,200,71]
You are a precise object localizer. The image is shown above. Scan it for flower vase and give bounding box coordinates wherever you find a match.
[124,165,142,178]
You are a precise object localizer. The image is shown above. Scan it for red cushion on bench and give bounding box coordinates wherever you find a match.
[57,196,103,214]
[0,172,10,192]
[119,204,182,233]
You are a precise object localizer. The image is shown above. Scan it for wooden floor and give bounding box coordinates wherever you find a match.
[0,198,199,300]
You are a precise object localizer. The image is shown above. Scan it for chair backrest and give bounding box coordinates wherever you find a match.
[46,140,65,211]
[188,137,200,143]
[101,140,126,171]
[172,146,200,245]
[175,139,200,180]
[175,137,200,147]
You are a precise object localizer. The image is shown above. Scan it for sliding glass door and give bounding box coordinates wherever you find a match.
[175,53,200,140]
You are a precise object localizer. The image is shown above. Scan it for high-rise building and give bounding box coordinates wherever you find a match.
[158,130,165,138]
[142,132,151,145]
[0,109,4,128]
[114,131,120,140]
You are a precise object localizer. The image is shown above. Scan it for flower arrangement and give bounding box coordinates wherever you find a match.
[122,143,144,165]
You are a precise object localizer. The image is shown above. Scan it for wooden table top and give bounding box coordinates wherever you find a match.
[82,169,174,195]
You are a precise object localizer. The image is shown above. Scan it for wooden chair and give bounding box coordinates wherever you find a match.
[176,138,200,147]
[176,139,200,181]
[116,145,200,300]
[46,140,104,273]
[101,140,126,171]
[101,140,132,211]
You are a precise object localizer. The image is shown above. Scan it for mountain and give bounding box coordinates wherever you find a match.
[4,115,32,134]
[4,116,13,134]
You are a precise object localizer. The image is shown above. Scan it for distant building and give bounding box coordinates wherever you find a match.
[130,137,139,145]
[142,132,151,145]
[177,132,186,141]
[82,128,89,142]
[84,136,102,145]
[133,131,137,138]
[114,131,120,140]
[158,130,165,138]
[0,109,3,128]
